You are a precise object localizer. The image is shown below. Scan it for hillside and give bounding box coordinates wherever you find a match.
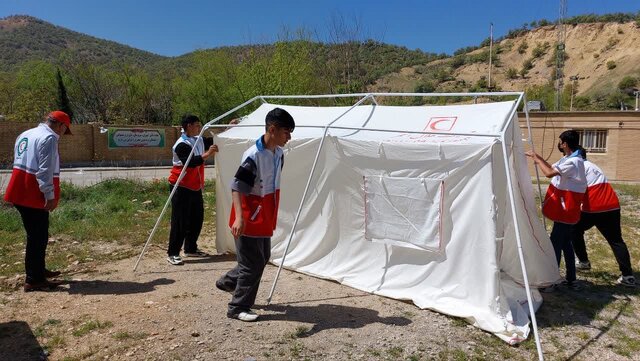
[0,15,438,81]
[2,14,640,123]
[370,22,640,106]
[0,15,166,71]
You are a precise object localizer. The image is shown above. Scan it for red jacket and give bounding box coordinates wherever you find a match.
[4,124,61,209]
[168,134,205,191]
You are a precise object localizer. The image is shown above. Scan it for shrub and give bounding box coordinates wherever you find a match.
[506,68,518,79]
[475,76,488,89]
[593,53,600,59]
[602,37,620,52]
[414,81,435,93]
[517,41,529,55]
[450,55,465,69]
[618,76,638,90]
[574,96,591,110]
[531,42,550,58]
[607,60,617,70]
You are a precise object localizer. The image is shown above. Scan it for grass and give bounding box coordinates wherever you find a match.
[0,179,216,283]
[289,325,310,339]
[72,320,113,337]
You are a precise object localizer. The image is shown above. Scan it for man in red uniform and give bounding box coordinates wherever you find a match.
[572,149,635,287]
[4,111,71,292]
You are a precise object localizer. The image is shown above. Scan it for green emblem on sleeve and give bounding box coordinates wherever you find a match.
[17,137,28,156]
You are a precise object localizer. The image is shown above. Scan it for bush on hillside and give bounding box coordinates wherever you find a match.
[506,68,518,79]
[602,37,620,52]
[517,42,529,55]
[531,42,550,58]
[618,76,638,91]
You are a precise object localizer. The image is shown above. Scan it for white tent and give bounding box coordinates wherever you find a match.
[137,93,559,360]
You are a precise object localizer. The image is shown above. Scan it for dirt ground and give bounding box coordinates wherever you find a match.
[1,240,638,361]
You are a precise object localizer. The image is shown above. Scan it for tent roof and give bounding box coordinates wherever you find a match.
[219,101,518,144]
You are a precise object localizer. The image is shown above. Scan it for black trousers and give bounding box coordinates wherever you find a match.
[550,222,577,283]
[217,236,271,315]
[168,185,204,256]
[572,210,633,276]
[15,205,49,284]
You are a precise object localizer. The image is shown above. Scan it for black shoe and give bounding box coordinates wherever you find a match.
[24,280,61,292]
[44,269,61,278]
[184,249,210,258]
[215,280,234,293]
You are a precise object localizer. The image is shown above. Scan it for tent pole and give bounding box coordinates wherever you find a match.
[134,96,262,272]
[522,94,547,230]
[266,94,373,304]
[500,131,544,361]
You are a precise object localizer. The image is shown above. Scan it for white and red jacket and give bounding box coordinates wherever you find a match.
[4,123,61,209]
[542,151,587,224]
[168,134,205,191]
[229,136,283,237]
[581,160,620,213]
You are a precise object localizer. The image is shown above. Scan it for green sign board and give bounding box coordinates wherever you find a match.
[108,128,166,149]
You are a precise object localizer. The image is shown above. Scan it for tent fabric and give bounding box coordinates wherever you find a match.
[214,101,561,343]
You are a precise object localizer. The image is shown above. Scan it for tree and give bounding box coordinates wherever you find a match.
[0,71,19,119]
[525,84,555,111]
[618,76,638,92]
[174,50,243,123]
[14,61,57,122]
[56,68,74,121]
[62,60,119,123]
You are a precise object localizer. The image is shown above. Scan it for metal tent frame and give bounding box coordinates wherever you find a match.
[134,92,546,361]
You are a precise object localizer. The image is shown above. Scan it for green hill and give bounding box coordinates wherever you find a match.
[0,15,166,71]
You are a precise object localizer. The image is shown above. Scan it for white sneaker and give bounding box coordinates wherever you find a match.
[576,261,591,271]
[617,275,636,287]
[229,310,259,322]
[167,255,184,265]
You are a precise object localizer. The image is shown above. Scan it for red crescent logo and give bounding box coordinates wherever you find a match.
[427,117,457,131]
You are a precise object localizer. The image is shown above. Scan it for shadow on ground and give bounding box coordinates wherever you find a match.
[0,321,46,361]
[63,277,175,295]
[255,303,412,337]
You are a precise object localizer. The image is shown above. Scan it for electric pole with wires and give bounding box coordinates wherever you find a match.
[555,0,567,110]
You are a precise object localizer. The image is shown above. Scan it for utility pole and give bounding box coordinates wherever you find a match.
[488,23,493,91]
[634,90,639,111]
[555,0,567,110]
[569,75,578,111]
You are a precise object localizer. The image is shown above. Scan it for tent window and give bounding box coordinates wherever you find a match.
[364,176,444,252]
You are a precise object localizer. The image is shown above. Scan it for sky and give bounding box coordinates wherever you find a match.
[1,0,639,57]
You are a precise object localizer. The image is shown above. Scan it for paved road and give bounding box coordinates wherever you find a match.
[0,166,217,192]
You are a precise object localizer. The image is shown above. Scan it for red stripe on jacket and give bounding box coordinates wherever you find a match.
[4,168,60,209]
[582,182,620,213]
[168,164,205,191]
[229,190,280,237]
[542,184,584,224]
